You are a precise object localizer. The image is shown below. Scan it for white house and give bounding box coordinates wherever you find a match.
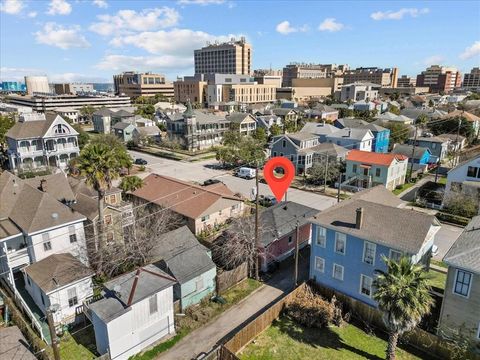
[443,154,480,207]
[325,128,374,152]
[88,265,177,360]
[5,113,80,171]
[23,253,94,325]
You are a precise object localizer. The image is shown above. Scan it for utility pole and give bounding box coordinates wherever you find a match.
[46,308,61,360]
[254,162,260,281]
[294,219,300,287]
[408,124,418,182]
[337,173,342,203]
[453,117,462,167]
[324,152,329,193]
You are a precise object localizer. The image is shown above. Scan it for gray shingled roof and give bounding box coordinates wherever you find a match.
[327,127,373,141]
[24,253,93,294]
[310,195,438,254]
[112,122,133,130]
[443,216,480,274]
[6,114,77,140]
[93,108,113,117]
[300,122,339,136]
[392,144,430,160]
[227,112,255,124]
[287,132,319,142]
[23,173,75,203]
[150,226,215,284]
[298,142,349,157]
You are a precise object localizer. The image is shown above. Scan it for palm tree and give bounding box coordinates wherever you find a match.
[373,256,434,360]
[76,142,120,250]
[119,176,144,194]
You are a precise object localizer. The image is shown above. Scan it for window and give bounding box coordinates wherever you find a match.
[273,151,277,156]
[43,239,52,251]
[69,225,77,243]
[389,249,402,261]
[67,287,78,307]
[360,275,373,297]
[288,236,293,244]
[363,242,376,265]
[363,168,369,176]
[104,214,112,225]
[106,232,114,244]
[352,164,357,173]
[41,294,45,306]
[432,143,437,149]
[467,166,479,178]
[196,277,204,292]
[375,168,381,177]
[315,257,325,273]
[333,263,344,281]
[335,232,346,255]
[201,215,210,222]
[149,294,158,314]
[316,227,326,247]
[282,140,286,148]
[453,269,472,297]
[109,194,117,204]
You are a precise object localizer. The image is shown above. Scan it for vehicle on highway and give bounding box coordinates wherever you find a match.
[235,167,256,180]
[134,158,148,165]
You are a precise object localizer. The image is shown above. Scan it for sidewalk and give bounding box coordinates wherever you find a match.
[158,249,310,360]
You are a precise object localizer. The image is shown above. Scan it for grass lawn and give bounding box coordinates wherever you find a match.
[130,278,262,360]
[427,269,447,290]
[239,317,429,360]
[431,259,448,269]
[56,327,98,360]
[437,177,447,185]
[393,182,415,195]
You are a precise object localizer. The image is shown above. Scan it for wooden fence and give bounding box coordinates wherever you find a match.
[224,283,307,354]
[216,263,248,294]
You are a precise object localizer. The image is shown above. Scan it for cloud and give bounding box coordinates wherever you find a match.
[27,11,37,17]
[371,8,429,20]
[0,0,24,14]
[92,0,108,8]
[318,18,344,32]
[96,54,193,72]
[110,28,245,56]
[177,0,225,4]
[0,67,45,81]
[423,55,444,66]
[276,20,308,35]
[47,0,72,15]
[48,72,109,83]
[89,7,179,36]
[34,23,90,49]
[459,41,480,60]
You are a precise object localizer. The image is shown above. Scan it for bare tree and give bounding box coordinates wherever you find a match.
[86,203,184,278]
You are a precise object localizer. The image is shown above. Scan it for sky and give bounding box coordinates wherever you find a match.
[0,0,479,83]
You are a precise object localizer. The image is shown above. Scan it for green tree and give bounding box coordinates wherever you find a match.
[429,116,475,141]
[216,132,265,167]
[252,127,267,144]
[373,257,433,360]
[269,124,282,137]
[0,114,15,149]
[339,108,354,118]
[465,92,480,100]
[428,99,435,108]
[383,122,410,148]
[79,105,96,123]
[416,114,429,128]
[119,176,144,194]
[72,124,90,149]
[389,105,401,115]
[306,156,342,185]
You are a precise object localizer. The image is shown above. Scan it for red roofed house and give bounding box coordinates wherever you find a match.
[345,150,408,190]
[130,174,245,235]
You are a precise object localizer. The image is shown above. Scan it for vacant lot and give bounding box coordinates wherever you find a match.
[239,317,430,360]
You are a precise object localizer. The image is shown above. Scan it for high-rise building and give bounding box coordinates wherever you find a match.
[113,72,174,98]
[174,75,208,104]
[342,67,398,88]
[416,65,462,93]
[462,67,480,91]
[253,69,283,88]
[397,75,415,88]
[25,76,50,95]
[282,63,348,87]
[194,38,251,75]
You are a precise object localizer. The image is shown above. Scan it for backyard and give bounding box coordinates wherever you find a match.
[239,317,431,360]
[427,268,447,290]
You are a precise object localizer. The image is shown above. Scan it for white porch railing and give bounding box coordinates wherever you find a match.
[13,287,47,343]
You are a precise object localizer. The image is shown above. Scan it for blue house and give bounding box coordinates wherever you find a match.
[152,226,217,310]
[392,144,432,168]
[309,186,440,307]
[334,118,390,153]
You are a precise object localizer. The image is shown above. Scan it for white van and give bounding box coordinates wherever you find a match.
[236,167,256,179]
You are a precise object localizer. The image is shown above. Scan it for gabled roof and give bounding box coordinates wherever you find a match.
[112,109,133,118]
[131,174,241,219]
[410,135,448,144]
[300,122,339,136]
[312,104,338,113]
[227,112,255,123]
[346,150,408,166]
[447,154,480,175]
[136,126,160,136]
[112,122,134,130]
[24,253,93,294]
[443,109,480,122]
[298,142,349,157]
[327,128,373,141]
[93,108,114,117]
[311,197,439,254]
[6,114,68,139]
[272,108,296,116]
[23,173,75,203]
[288,132,320,142]
[151,226,215,284]
[336,118,387,133]
[443,216,480,274]
[392,144,431,160]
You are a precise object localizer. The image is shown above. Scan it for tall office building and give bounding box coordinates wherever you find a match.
[397,75,416,88]
[25,76,50,95]
[416,65,462,93]
[462,67,480,91]
[194,37,252,75]
[342,67,398,88]
[282,63,348,87]
[113,72,174,98]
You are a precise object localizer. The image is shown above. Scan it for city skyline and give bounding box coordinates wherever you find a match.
[1,0,479,83]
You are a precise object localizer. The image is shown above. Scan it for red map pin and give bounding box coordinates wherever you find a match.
[263,157,295,202]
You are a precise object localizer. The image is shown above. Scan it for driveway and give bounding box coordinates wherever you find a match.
[158,248,311,360]
[432,223,463,261]
[128,150,337,211]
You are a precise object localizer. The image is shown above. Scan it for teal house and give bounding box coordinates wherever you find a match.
[112,122,136,143]
[152,226,217,310]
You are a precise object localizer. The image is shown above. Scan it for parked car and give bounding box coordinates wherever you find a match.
[258,195,277,207]
[235,167,256,180]
[203,179,221,186]
[134,158,148,165]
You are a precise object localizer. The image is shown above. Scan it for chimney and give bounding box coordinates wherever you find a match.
[355,207,363,229]
[40,179,47,192]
